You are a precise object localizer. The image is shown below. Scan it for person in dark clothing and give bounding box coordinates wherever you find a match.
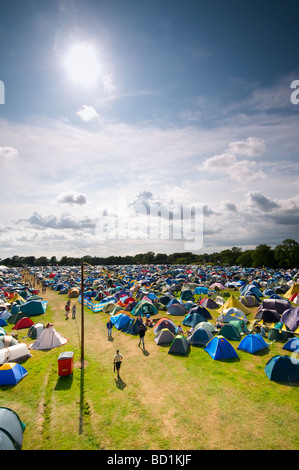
[138,324,146,348]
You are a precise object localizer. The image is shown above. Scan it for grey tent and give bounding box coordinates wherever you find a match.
[154,328,175,345]
[187,327,213,346]
[168,335,190,355]
[28,322,45,339]
[0,407,26,450]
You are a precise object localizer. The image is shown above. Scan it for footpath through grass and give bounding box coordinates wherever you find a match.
[0,280,298,450]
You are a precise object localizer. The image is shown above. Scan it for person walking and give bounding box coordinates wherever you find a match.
[106,319,113,339]
[65,301,70,320]
[138,324,146,349]
[72,304,76,319]
[114,350,123,378]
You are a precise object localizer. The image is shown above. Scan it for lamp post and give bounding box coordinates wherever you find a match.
[81,261,84,368]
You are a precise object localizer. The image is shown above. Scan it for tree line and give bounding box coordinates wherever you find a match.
[1,239,298,269]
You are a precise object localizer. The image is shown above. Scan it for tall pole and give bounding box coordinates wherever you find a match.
[81,261,84,368]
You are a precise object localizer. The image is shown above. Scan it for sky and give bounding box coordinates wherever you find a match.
[0,0,299,259]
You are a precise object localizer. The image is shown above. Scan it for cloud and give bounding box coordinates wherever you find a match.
[76,105,99,122]
[26,212,96,230]
[202,137,267,182]
[228,136,266,157]
[0,146,19,159]
[247,191,280,212]
[56,192,88,205]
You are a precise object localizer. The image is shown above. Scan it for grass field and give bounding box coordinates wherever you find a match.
[0,278,298,450]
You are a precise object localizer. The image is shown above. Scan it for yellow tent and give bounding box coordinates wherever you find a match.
[218,295,251,315]
[283,283,299,299]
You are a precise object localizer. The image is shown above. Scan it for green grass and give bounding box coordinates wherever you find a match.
[0,288,298,450]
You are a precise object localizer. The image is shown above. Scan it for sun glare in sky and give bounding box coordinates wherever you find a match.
[64,42,101,88]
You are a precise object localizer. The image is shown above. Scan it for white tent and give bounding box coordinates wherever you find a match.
[29,324,67,350]
[0,344,32,365]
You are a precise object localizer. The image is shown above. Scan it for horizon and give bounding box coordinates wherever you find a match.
[1,1,299,258]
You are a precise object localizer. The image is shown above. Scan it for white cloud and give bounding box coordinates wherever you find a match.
[0,146,19,159]
[76,105,99,122]
[228,136,266,157]
[56,192,88,205]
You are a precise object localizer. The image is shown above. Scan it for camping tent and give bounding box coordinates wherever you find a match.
[182,312,207,327]
[255,309,281,324]
[280,307,299,332]
[154,328,175,345]
[167,303,187,316]
[168,335,190,355]
[282,337,299,352]
[259,299,292,315]
[238,334,269,354]
[187,327,213,346]
[0,344,32,365]
[199,298,219,309]
[283,283,299,299]
[131,300,158,317]
[218,296,251,315]
[0,335,18,350]
[194,322,218,334]
[12,317,34,330]
[0,407,26,450]
[110,313,131,330]
[0,362,28,386]
[216,308,249,323]
[20,300,45,317]
[218,324,241,341]
[265,355,299,383]
[29,324,67,350]
[121,318,143,335]
[188,305,212,320]
[153,318,177,335]
[204,336,238,360]
[28,322,45,339]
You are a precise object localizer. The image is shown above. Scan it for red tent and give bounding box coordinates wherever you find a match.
[12,317,34,330]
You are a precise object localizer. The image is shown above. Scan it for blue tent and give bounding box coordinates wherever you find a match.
[282,337,299,352]
[265,355,299,383]
[110,313,131,330]
[194,287,209,295]
[0,363,28,386]
[238,334,269,354]
[204,336,238,360]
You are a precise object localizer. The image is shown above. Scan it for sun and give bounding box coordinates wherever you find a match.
[64,42,101,88]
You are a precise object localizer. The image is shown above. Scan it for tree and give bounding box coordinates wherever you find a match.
[274,239,299,268]
[251,244,276,268]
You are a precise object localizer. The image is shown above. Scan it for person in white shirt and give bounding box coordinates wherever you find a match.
[114,350,123,378]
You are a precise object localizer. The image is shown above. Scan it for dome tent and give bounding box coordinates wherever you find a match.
[168,335,190,355]
[204,336,238,360]
[238,334,269,354]
[187,327,213,346]
[0,407,26,450]
[282,337,299,352]
[265,355,299,383]
[0,362,28,386]
[154,328,175,345]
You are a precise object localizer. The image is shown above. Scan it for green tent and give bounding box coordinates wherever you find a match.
[219,323,241,341]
